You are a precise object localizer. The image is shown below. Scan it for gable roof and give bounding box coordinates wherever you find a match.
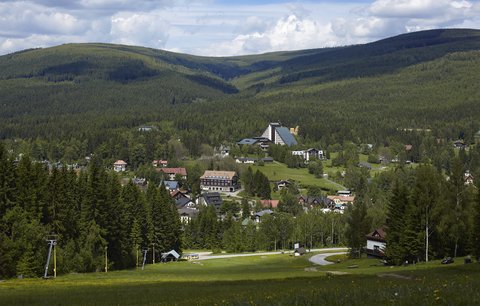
[201,192,223,207]
[114,160,127,165]
[160,168,187,176]
[260,200,279,208]
[164,181,179,190]
[176,197,193,208]
[276,127,297,146]
[366,227,387,242]
[161,250,180,259]
[201,170,237,180]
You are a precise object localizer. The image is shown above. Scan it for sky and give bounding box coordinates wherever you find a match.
[0,0,479,56]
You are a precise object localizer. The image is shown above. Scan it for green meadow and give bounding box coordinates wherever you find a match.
[1,252,479,305]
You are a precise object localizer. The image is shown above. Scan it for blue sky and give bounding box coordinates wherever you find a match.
[0,0,479,56]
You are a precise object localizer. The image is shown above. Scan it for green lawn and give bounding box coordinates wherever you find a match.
[252,162,345,192]
[1,252,479,305]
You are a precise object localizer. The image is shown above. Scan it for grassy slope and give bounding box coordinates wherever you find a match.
[0,254,479,305]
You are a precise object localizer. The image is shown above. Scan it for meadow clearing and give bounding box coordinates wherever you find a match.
[1,251,479,305]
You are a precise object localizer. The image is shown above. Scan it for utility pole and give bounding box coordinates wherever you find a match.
[152,243,156,264]
[105,246,108,273]
[142,248,148,270]
[43,237,57,279]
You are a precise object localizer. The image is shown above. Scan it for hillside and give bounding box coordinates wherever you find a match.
[0,28,480,156]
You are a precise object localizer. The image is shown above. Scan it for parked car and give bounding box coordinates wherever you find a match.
[441,257,454,264]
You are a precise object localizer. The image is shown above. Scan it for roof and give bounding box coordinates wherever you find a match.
[366,227,387,242]
[114,160,127,165]
[358,162,372,169]
[275,127,297,146]
[237,138,258,145]
[201,192,223,207]
[161,250,180,259]
[164,181,179,190]
[260,200,279,208]
[255,209,273,217]
[327,195,355,203]
[178,207,198,217]
[201,170,237,180]
[176,197,193,208]
[404,144,413,151]
[160,168,187,176]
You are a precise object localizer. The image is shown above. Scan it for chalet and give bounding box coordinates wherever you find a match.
[198,192,223,210]
[453,140,467,149]
[261,123,297,146]
[464,171,475,185]
[236,157,258,164]
[178,207,198,223]
[158,168,187,180]
[215,145,230,158]
[292,148,325,161]
[276,180,291,191]
[254,209,273,223]
[152,160,168,168]
[113,160,127,172]
[298,195,333,208]
[259,199,279,209]
[163,181,179,192]
[365,228,386,258]
[161,250,180,262]
[200,170,239,192]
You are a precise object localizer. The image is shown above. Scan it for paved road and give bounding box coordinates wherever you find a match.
[195,248,347,261]
[309,252,347,265]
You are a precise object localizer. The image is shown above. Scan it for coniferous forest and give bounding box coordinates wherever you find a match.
[1,29,480,278]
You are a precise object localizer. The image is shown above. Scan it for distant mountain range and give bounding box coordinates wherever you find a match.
[1,28,480,146]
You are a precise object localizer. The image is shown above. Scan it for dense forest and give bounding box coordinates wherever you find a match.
[1,29,480,278]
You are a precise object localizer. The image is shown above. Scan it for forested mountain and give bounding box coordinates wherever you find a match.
[1,29,480,160]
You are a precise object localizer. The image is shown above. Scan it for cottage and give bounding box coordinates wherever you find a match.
[113,160,127,172]
[200,170,239,192]
[178,207,198,223]
[161,250,180,262]
[152,160,168,168]
[365,228,386,258]
[198,192,223,210]
[292,148,324,161]
[261,123,297,146]
[158,168,187,180]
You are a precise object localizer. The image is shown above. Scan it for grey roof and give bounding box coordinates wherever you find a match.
[178,207,198,217]
[237,138,258,145]
[276,127,297,146]
[202,192,223,208]
[161,250,180,259]
[176,197,193,208]
[255,209,273,217]
[164,181,179,189]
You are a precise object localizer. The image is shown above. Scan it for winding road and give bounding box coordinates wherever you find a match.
[309,251,347,265]
[195,248,348,262]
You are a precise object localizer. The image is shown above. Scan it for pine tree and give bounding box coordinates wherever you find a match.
[385,178,409,265]
[345,194,371,258]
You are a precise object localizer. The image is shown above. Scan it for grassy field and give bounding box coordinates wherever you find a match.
[1,252,479,305]
[252,161,345,192]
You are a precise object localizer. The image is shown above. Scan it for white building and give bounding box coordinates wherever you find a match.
[113,160,127,172]
[261,123,297,146]
[292,148,325,161]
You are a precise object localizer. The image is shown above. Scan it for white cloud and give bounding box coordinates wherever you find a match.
[0,1,479,56]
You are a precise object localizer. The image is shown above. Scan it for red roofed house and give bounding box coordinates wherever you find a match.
[158,168,187,180]
[113,160,127,172]
[260,200,279,209]
[365,227,386,258]
[152,160,168,168]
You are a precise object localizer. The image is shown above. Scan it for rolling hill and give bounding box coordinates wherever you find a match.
[0,28,479,156]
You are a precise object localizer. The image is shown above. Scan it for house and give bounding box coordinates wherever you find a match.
[161,250,180,262]
[365,228,386,258]
[276,180,291,191]
[132,177,147,190]
[236,157,258,164]
[327,195,355,205]
[292,148,325,161]
[158,168,187,180]
[163,181,179,192]
[178,207,198,223]
[337,190,351,197]
[237,137,272,151]
[113,160,127,172]
[215,145,230,158]
[152,160,168,168]
[200,170,239,192]
[138,125,155,132]
[298,195,333,208]
[261,123,297,146]
[254,209,273,223]
[294,247,306,256]
[259,199,279,209]
[453,140,467,149]
[464,171,475,185]
[175,197,196,209]
[197,192,223,210]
